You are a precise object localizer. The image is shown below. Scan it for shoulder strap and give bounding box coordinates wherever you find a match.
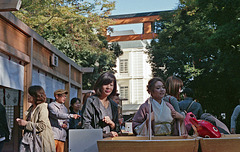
[169,96,171,105]
[186,101,195,112]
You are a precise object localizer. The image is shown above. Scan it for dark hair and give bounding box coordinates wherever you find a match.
[165,76,183,100]
[82,91,94,105]
[183,88,194,97]
[69,97,81,111]
[94,72,117,97]
[28,85,46,104]
[147,77,165,93]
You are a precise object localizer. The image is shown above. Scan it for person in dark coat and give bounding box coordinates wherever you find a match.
[179,88,203,119]
[81,72,120,138]
[0,102,10,152]
[69,98,82,129]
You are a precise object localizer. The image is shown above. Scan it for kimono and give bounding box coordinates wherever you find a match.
[132,98,183,136]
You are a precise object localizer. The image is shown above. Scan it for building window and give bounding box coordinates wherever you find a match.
[120,59,128,73]
[120,86,128,99]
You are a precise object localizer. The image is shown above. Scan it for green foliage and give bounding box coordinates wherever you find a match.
[13,0,121,89]
[108,42,123,58]
[148,0,240,128]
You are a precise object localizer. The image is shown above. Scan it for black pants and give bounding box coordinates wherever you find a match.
[0,141,4,152]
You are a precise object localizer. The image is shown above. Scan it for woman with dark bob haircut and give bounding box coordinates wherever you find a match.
[81,72,120,138]
[93,72,117,97]
[69,98,82,129]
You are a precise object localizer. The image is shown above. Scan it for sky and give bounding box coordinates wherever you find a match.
[111,0,179,15]
[109,0,179,34]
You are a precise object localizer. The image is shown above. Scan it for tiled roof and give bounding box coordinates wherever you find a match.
[108,10,174,19]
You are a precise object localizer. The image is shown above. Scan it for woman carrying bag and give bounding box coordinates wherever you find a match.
[16,86,55,152]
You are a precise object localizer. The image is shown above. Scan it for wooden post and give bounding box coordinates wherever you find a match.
[65,64,71,110]
[78,72,82,101]
[23,37,33,120]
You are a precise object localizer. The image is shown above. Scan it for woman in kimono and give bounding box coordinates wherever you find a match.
[132,77,186,136]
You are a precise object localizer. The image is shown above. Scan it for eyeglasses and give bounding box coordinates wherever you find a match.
[58,94,67,98]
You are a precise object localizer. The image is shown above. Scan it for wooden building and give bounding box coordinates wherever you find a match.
[0,12,93,152]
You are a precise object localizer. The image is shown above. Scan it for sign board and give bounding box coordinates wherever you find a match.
[125,122,133,133]
[0,0,22,11]
[69,129,103,152]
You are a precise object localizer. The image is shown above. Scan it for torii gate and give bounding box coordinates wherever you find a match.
[107,10,173,42]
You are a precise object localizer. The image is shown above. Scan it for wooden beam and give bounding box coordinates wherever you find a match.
[0,40,30,63]
[82,67,94,73]
[110,15,160,25]
[32,59,69,82]
[107,33,158,42]
[0,0,22,12]
[0,12,84,73]
[70,80,82,89]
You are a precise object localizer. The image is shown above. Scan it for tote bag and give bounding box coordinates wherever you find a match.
[19,124,42,152]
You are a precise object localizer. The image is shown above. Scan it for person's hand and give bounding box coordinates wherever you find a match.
[231,128,236,134]
[78,121,82,127]
[103,116,114,125]
[171,110,177,118]
[103,131,118,138]
[181,133,189,138]
[62,123,68,129]
[146,112,154,121]
[72,114,81,119]
[16,118,28,126]
[171,110,184,119]
[118,118,124,126]
[103,116,115,129]
[146,112,154,128]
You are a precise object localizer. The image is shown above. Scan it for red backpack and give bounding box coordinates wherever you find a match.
[184,112,196,133]
[189,115,221,138]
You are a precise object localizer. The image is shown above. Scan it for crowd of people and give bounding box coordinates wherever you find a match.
[1,71,240,152]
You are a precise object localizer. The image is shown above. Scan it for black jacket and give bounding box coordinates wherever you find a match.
[81,95,120,132]
[69,109,82,129]
[0,103,9,142]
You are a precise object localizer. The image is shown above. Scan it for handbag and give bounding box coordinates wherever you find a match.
[189,115,221,138]
[19,124,42,152]
[184,112,196,133]
[184,101,195,133]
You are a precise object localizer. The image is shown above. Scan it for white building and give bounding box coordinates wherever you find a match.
[108,11,172,116]
[111,30,153,115]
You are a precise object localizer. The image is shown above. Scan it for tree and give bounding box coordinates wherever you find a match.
[147,0,240,128]
[13,0,121,89]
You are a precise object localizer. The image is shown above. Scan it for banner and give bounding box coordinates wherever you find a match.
[0,56,24,91]
[5,88,19,106]
[70,86,78,101]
